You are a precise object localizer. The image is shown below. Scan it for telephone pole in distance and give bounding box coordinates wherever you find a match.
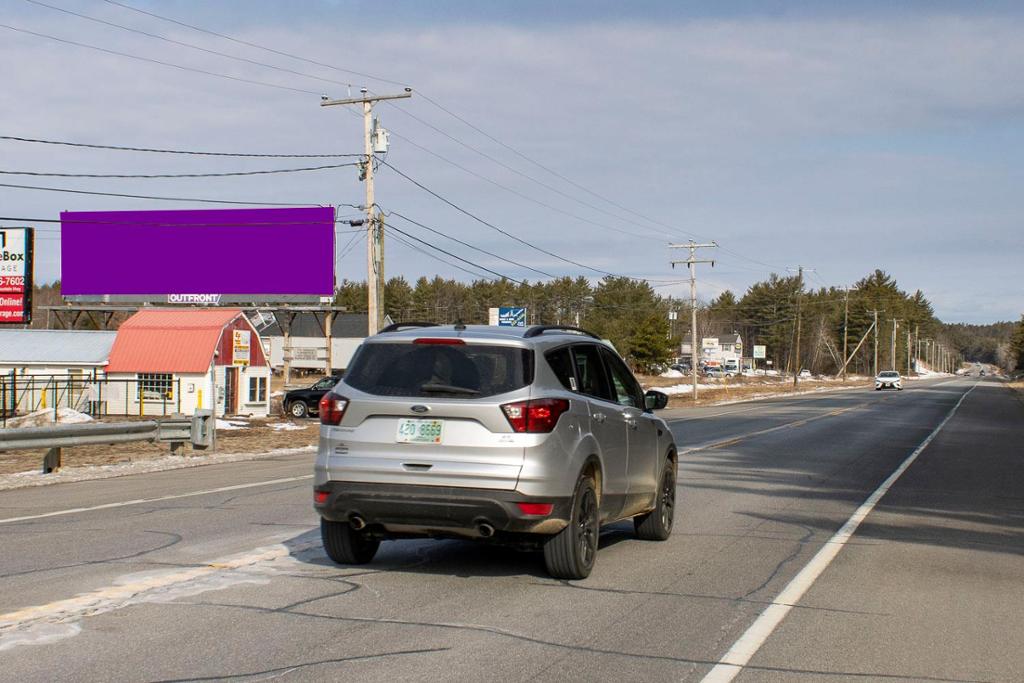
[321,87,412,335]
[670,241,717,404]
[787,266,814,388]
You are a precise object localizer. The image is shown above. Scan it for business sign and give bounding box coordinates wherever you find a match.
[753,345,766,359]
[232,330,251,366]
[498,306,527,327]
[701,337,719,350]
[0,227,33,324]
[60,207,335,302]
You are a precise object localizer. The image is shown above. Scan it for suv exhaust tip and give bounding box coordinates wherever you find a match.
[349,514,367,531]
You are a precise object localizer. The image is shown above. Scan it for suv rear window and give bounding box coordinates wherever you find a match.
[344,343,534,398]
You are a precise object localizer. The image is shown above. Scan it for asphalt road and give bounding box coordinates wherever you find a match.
[0,377,1021,682]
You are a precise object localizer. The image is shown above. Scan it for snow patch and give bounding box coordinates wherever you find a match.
[267,422,309,431]
[215,419,247,430]
[659,369,685,378]
[4,408,94,429]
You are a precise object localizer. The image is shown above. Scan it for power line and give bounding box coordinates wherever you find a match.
[0,215,367,230]
[0,135,360,158]
[385,210,555,279]
[0,22,323,96]
[383,127,667,243]
[0,181,324,206]
[61,1,783,275]
[379,159,641,279]
[24,0,365,91]
[385,225,528,284]
[101,0,410,88]
[385,230,497,283]
[0,163,358,179]
[380,104,682,243]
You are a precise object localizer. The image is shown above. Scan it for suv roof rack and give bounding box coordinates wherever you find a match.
[377,322,439,334]
[523,325,600,340]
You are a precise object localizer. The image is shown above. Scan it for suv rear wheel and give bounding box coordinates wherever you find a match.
[321,518,380,564]
[543,474,599,580]
[634,457,676,541]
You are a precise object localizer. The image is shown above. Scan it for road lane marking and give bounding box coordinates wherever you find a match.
[0,538,320,651]
[0,475,314,525]
[700,383,977,683]
[676,404,861,456]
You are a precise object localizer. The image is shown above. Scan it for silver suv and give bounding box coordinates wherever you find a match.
[313,323,677,579]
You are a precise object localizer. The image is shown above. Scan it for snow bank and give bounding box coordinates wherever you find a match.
[659,369,685,379]
[216,419,248,430]
[4,408,94,429]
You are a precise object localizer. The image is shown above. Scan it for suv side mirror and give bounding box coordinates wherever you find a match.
[644,390,669,411]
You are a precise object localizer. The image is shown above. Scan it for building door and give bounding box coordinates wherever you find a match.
[224,368,238,415]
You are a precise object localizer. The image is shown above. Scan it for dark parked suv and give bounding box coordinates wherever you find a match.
[313,323,677,579]
[284,374,343,418]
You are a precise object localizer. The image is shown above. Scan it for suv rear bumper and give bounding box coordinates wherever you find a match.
[314,481,572,538]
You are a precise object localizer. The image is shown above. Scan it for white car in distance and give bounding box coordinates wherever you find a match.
[875,370,902,391]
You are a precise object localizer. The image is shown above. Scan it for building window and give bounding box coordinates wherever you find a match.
[249,376,267,403]
[137,373,174,401]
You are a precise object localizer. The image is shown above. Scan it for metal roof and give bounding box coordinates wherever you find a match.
[106,308,244,374]
[257,312,371,338]
[0,329,117,366]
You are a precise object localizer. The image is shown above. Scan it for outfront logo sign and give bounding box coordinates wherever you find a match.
[167,294,222,305]
[0,227,33,324]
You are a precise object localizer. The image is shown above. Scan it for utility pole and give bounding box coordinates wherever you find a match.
[907,331,912,377]
[890,318,901,371]
[841,287,850,381]
[868,309,881,376]
[914,324,920,374]
[670,241,717,404]
[321,87,412,335]
[787,266,813,388]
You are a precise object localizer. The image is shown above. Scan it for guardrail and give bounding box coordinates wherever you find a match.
[0,411,214,473]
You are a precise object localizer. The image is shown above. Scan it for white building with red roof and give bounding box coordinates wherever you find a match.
[104,308,270,417]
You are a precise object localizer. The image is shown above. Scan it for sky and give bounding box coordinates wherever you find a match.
[2,0,1023,323]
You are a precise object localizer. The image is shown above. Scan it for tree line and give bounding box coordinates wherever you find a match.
[334,269,961,375]
[29,274,1019,376]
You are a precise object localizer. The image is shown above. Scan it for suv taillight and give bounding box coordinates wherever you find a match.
[501,398,570,433]
[319,392,349,425]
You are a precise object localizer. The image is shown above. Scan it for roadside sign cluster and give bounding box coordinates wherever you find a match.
[0,227,33,324]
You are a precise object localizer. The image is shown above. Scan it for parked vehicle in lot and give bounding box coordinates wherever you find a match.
[284,374,344,418]
[313,323,677,579]
[875,370,903,391]
[670,363,691,375]
[798,368,812,379]
[703,366,725,378]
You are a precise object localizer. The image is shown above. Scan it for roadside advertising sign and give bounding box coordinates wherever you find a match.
[60,207,334,302]
[753,345,766,359]
[498,307,527,327]
[232,330,251,366]
[0,227,33,324]
[701,337,719,350]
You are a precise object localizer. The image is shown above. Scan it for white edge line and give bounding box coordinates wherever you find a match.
[700,382,977,683]
[0,475,314,525]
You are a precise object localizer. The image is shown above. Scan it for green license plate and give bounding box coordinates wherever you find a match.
[396,418,444,444]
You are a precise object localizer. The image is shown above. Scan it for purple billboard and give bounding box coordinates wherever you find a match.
[60,207,335,302]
